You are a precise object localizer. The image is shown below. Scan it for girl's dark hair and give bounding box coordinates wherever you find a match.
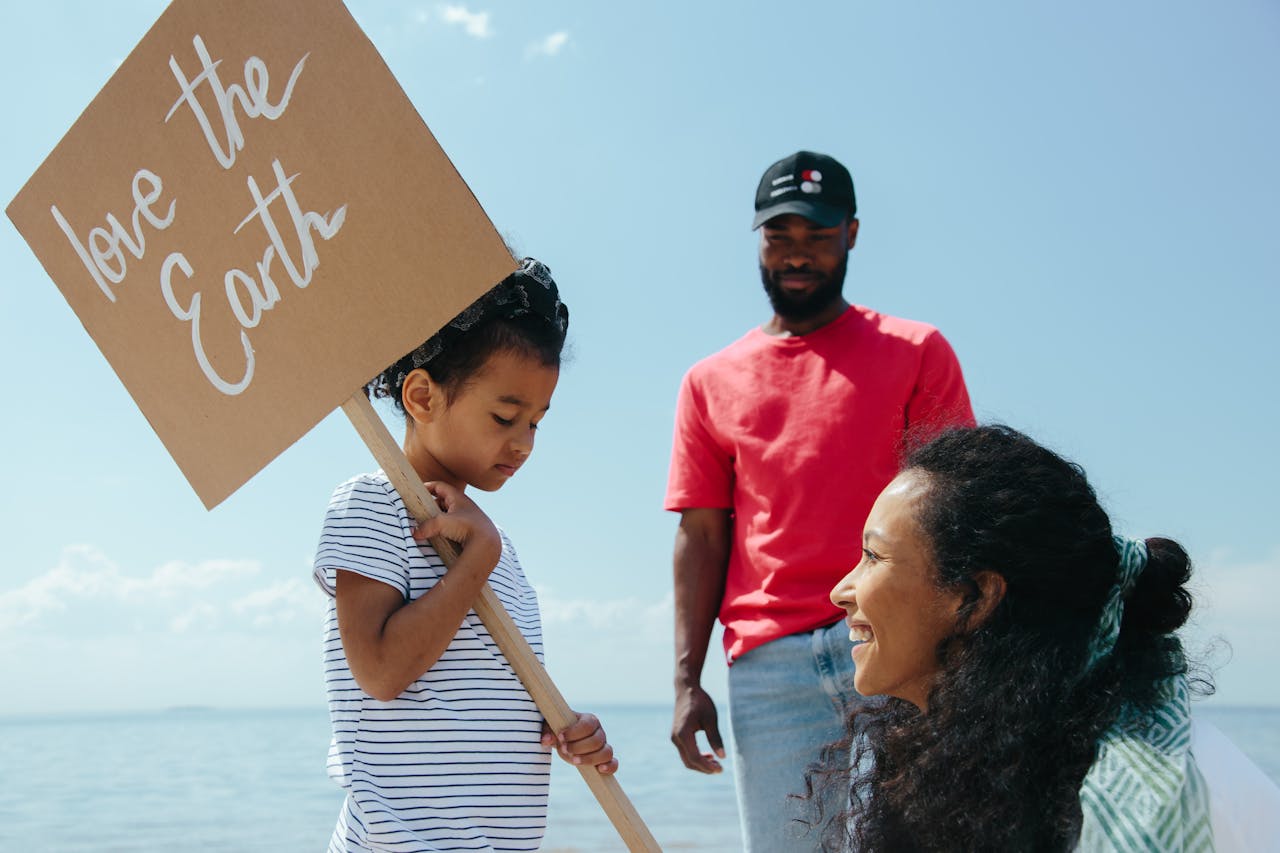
[367,311,566,414]
[805,424,1208,852]
[367,256,569,414]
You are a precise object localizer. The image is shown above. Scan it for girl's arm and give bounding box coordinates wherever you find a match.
[335,481,501,702]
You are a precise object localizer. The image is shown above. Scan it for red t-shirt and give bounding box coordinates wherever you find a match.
[665,305,975,663]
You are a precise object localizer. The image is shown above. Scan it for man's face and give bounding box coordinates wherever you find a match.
[758,214,858,321]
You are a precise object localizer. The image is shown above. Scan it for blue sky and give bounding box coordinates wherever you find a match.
[1,1,1277,716]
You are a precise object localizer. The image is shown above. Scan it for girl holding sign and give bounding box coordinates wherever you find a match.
[312,258,615,852]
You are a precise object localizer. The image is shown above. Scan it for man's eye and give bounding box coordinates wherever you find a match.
[862,548,880,563]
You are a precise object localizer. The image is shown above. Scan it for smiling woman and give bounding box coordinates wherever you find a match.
[808,425,1280,852]
[832,471,975,710]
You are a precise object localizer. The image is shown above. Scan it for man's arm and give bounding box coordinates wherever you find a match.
[670,507,732,774]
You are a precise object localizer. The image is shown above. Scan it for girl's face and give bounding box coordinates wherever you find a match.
[829,470,964,710]
[407,349,559,492]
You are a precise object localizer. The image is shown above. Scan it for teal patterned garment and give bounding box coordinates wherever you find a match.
[1083,537,1149,672]
[1077,677,1214,851]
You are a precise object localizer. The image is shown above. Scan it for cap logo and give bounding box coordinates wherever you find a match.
[800,168,823,194]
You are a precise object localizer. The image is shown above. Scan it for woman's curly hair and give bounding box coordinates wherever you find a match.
[803,425,1208,851]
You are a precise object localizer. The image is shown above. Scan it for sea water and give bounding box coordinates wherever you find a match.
[0,704,1274,851]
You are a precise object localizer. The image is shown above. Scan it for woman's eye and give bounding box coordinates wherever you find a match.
[492,414,514,427]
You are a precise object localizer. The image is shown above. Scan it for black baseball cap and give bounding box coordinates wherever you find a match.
[752,151,857,229]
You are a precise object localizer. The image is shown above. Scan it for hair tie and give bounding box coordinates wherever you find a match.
[408,257,568,369]
[1083,535,1148,672]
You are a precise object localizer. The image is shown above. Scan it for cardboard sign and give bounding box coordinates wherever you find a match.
[7,0,515,508]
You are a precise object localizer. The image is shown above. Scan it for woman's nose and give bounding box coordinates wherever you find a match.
[830,568,857,609]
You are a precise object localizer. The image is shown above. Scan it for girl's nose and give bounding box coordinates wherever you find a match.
[511,429,534,457]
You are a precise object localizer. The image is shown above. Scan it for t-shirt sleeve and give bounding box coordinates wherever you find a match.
[906,329,976,440]
[312,475,412,600]
[665,370,734,512]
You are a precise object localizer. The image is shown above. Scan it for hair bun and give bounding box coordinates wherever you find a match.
[1122,537,1193,636]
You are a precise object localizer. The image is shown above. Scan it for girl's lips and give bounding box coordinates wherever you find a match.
[494,464,517,476]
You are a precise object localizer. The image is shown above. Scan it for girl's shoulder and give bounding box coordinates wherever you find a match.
[324,470,407,519]
[495,525,518,557]
[330,469,394,496]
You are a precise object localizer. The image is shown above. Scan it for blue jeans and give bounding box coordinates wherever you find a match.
[728,620,859,852]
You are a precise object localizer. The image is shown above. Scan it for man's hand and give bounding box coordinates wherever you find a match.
[671,684,725,773]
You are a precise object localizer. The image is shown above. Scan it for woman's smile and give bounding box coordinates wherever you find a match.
[847,619,873,647]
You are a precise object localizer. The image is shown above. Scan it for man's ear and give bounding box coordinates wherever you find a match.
[845,217,860,250]
[964,570,1008,629]
[401,368,443,426]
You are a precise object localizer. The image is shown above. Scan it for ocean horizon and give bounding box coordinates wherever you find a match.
[1,703,1276,851]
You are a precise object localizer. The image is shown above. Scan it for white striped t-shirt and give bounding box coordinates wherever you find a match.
[313,472,551,852]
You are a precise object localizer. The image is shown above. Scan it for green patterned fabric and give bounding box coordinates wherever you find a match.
[1084,536,1149,673]
[1077,677,1214,851]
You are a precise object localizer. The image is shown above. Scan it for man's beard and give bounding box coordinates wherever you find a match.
[759,253,848,322]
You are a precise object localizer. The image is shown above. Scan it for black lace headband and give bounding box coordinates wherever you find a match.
[407,256,568,369]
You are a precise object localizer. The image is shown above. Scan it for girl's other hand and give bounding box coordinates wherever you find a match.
[412,481,500,556]
[542,711,619,775]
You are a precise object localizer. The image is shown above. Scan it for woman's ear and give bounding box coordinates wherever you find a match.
[966,570,1008,629]
[401,368,443,425]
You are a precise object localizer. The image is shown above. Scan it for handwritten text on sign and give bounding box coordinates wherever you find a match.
[49,35,346,395]
[8,0,519,508]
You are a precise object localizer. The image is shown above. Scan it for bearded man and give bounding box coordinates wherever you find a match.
[665,151,975,851]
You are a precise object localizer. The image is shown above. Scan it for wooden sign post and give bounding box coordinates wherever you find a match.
[7,1,659,849]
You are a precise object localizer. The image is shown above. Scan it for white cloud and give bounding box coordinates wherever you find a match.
[0,547,326,713]
[538,587,671,631]
[526,31,570,59]
[0,545,324,636]
[232,578,322,627]
[170,603,219,633]
[122,558,260,597]
[1182,547,1280,705]
[0,546,259,630]
[533,588,720,706]
[1192,547,1280,621]
[439,4,493,39]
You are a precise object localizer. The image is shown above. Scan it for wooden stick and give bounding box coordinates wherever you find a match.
[341,390,662,852]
